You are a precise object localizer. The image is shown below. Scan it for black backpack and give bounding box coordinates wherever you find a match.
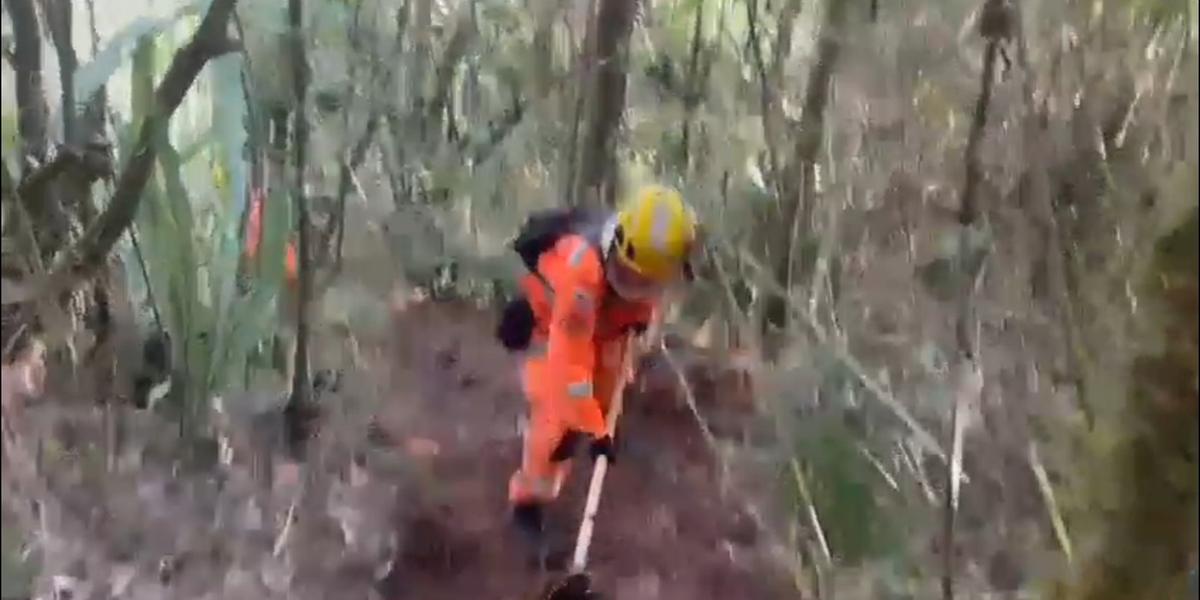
[496,207,600,351]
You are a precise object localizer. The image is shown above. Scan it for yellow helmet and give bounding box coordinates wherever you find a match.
[611,184,697,281]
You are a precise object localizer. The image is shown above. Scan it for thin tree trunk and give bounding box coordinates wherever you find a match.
[942,4,1003,593]
[426,16,472,145]
[762,0,847,350]
[9,0,48,165]
[564,0,594,204]
[574,0,637,209]
[679,0,704,172]
[43,0,79,144]
[286,0,315,453]
[531,0,558,99]
[383,3,410,207]
[80,0,108,149]
[333,115,379,275]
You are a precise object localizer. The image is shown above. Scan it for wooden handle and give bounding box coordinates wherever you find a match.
[569,333,634,573]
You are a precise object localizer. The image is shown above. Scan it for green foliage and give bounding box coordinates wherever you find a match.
[1,0,1193,594]
[791,410,907,565]
[73,0,209,105]
[1126,0,1193,26]
[116,30,283,428]
[1057,206,1198,600]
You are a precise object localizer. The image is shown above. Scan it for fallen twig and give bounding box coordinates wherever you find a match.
[789,458,832,567]
[942,358,982,600]
[659,341,722,471]
[272,497,299,557]
[899,438,938,505]
[1028,440,1073,565]
[859,443,900,493]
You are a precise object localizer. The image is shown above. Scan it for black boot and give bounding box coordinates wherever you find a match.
[512,501,549,569]
[513,501,544,537]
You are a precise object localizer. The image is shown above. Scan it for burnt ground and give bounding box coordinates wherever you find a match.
[373,300,791,600]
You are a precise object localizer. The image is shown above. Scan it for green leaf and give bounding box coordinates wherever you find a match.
[206,53,261,392]
[156,133,207,409]
[72,0,209,104]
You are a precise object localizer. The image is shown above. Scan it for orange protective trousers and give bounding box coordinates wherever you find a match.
[507,234,649,505]
[508,338,631,504]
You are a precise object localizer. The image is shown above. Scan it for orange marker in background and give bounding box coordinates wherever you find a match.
[243,188,299,287]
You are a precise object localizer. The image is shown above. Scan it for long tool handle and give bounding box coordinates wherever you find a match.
[569,334,634,573]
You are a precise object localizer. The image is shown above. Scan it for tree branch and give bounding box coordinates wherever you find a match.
[8,0,49,165]
[332,113,380,277]
[1,0,239,307]
[42,0,79,143]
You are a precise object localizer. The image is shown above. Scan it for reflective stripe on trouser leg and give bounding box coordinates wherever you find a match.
[510,355,572,504]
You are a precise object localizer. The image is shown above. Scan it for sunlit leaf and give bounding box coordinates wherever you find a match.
[73,0,210,104]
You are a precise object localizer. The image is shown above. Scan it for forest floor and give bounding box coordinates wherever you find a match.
[371,299,791,600]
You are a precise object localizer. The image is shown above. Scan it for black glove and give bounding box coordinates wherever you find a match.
[590,434,617,464]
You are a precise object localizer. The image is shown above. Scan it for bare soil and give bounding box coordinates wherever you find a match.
[374,300,789,600]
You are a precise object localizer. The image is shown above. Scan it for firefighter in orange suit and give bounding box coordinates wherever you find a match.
[496,185,699,548]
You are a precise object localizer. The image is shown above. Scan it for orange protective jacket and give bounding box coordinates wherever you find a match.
[519,232,655,437]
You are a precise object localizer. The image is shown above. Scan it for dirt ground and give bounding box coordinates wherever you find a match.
[372,300,790,600]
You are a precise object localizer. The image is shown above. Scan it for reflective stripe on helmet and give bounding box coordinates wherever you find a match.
[649,196,676,253]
